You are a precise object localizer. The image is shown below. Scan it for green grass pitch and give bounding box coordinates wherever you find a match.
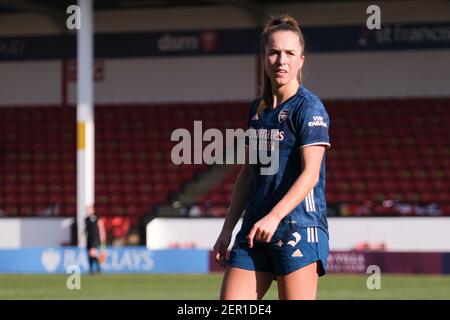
[1,274,449,300]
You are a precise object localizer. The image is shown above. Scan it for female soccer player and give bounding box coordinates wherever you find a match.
[213,14,331,300]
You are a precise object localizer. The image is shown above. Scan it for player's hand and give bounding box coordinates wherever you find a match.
[213,229,232,268]
[247,214,281,248]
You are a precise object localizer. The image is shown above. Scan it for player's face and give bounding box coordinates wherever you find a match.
[264,31,304,90]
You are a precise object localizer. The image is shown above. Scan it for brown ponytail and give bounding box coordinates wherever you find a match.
[257,14,305,115]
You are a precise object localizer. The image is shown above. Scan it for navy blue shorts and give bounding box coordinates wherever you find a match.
[228,226,329,276]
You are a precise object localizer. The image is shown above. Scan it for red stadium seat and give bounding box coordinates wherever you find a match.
[1,98,449,222]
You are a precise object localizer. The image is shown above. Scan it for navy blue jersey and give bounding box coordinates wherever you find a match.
[242,84,331,239]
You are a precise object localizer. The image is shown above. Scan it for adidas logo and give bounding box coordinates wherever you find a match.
[276,240,283,247]
[291,249,303,257]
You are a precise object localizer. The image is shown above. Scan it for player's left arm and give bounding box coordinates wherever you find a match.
[247,146,325,246]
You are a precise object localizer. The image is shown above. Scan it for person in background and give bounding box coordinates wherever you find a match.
[85,205,106,274]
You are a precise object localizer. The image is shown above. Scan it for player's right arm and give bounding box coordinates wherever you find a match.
[213,147,253,267]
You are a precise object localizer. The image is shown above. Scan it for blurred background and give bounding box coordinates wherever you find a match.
[0,0,449,299]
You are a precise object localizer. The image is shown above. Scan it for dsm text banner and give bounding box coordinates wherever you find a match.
[0,22,449,60]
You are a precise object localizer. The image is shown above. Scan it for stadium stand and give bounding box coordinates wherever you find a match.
[1,97,449,238]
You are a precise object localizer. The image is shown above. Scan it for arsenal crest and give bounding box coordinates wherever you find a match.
[278,109,289,123]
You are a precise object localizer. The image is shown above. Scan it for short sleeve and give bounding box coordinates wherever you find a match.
[295,102,331,149]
